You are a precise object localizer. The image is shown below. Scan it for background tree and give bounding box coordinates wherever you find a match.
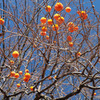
[0,0,100,100]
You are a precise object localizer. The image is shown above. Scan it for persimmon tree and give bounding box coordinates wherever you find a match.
[0,0,100,100]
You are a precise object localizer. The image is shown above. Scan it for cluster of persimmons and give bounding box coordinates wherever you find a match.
[39,2,86,81]
[0,17,34,90]
[40,2,84,56]
[9,51,33,90]
[1,2,95,94]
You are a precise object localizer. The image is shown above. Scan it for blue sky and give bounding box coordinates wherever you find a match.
[94,0,100,12]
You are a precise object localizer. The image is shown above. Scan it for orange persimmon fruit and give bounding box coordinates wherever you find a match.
[15,73,19,78]
[94,93,96,96]
[57,16,64,24]
[67,22,74,27]
[23,77,29,82]
[65,7,71,13]
[10,71,15,77]
[74,26,79,31]
[81,11,86,16]
[69,42,73,47]
[41,26,47,32]
[77,11,81,15]
[30,86,34,91]
[53,41,56,44]
[10,60,14,64]
[83,14,88,19]
[48,76,52,80]
[25,73,31,79]
[40,31,46,36]
[77,52,81,56]
[46,35,49,40]
[40,17,46,24]
[19,71,23,75]
[52,24,59,31]
[0,18,4,25]
[54,75,57,79]
[68,27,74,32]
[48,19,53,25]
[54,13,60,20]
[12,51,19,58]
[17,83,20,88]
[54,2,63,11]
[67,35,72,41]
[25,69,29,73]
[45,5,51,12]
[78,11,88,20]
